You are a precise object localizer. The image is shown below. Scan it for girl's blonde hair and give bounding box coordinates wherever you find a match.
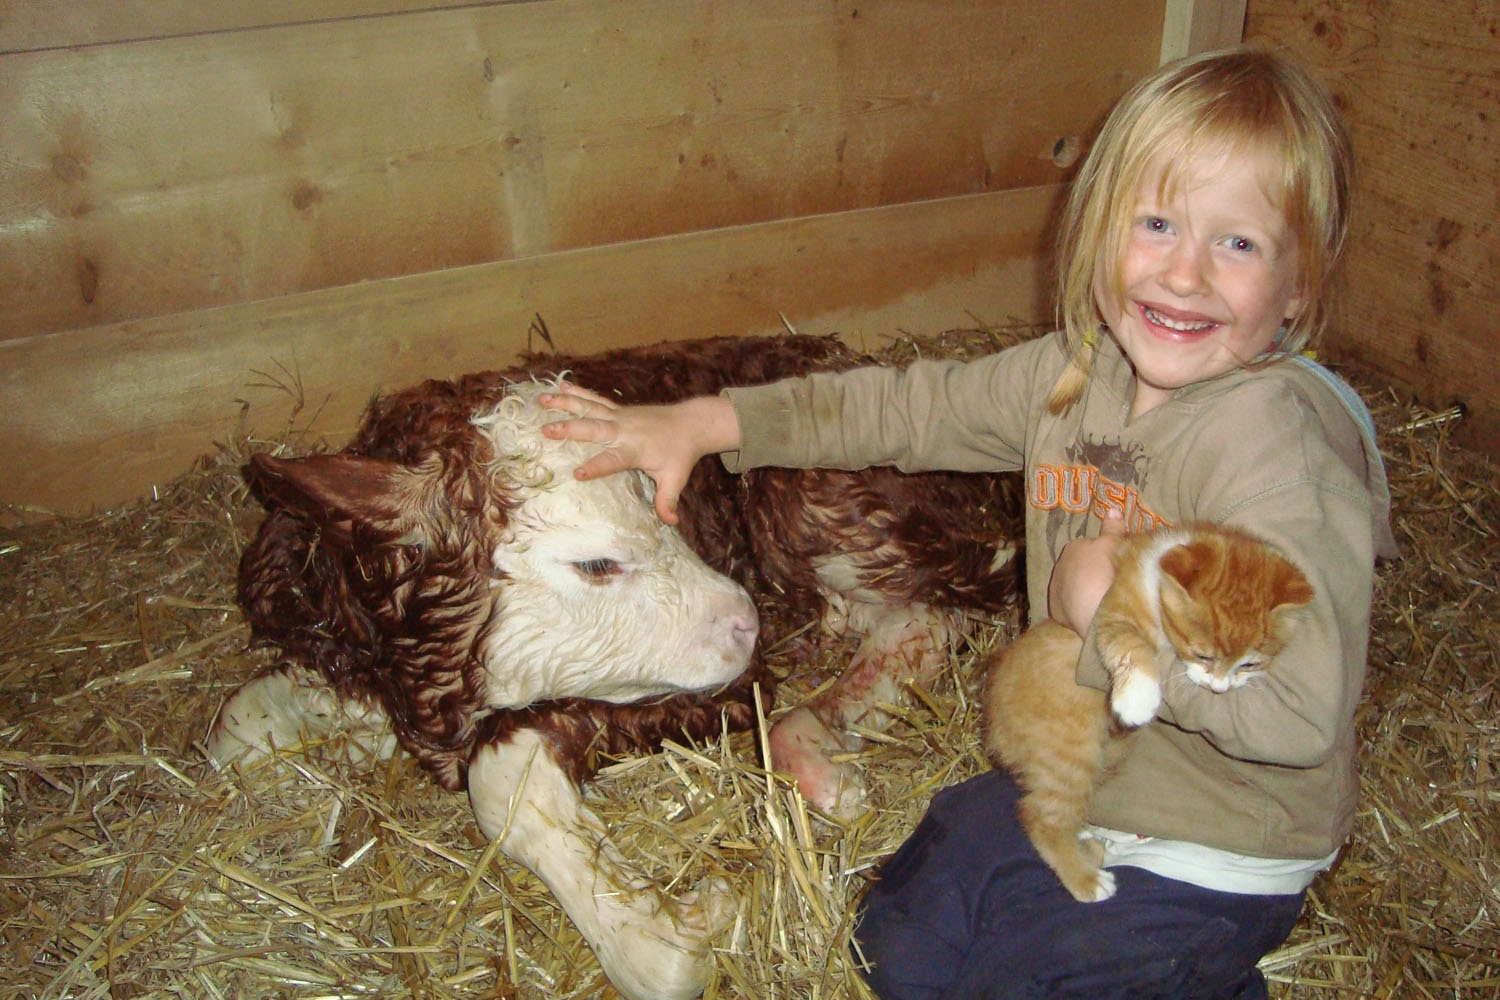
[1047,46,1354,413]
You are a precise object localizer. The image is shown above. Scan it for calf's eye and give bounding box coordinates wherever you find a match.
[573,558,622,582]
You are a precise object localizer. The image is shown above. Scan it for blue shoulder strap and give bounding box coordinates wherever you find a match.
[1287,354,1399,558]
[1287,354,1380,450]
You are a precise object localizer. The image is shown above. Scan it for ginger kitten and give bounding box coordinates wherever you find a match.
[982,522,1315,903]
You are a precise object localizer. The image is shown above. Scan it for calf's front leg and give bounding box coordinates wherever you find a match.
[769,599,961,819]
[468,728,735,1000]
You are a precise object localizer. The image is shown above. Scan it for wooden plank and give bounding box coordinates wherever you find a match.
[1,0,1162,340]
[1245,1,1500,457]
[0,185,1058,517]
[1160,0,1247,61]
[0,1,486,53]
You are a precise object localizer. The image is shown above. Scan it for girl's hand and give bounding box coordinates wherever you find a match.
[538,385,740,525]
[1048,509,1126,635]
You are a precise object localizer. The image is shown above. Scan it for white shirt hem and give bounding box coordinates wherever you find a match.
[1086,825,1338,896]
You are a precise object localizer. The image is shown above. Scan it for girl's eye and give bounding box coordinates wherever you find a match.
[1141,216,1171,234]
[573,558,622,582]
[1225,235,1257,254]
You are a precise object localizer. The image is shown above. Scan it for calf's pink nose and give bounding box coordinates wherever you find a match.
[728,609,759,655]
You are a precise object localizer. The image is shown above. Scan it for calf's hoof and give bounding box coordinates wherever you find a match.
[768,705,867,819]
[206,664,394,768]
[599,876,738,1000]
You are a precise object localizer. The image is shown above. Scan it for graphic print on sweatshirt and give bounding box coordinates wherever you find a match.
[1031,435,1168,554]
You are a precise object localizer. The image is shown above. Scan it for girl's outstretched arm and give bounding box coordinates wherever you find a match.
[538,385,741,524]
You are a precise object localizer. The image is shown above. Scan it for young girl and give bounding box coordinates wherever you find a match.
[540,47,1396,999]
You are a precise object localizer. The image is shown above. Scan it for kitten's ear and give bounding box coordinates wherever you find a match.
[1270,558,1316,612]
[1158,536,1223,592]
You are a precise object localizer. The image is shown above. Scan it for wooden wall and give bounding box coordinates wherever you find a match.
[0,1,1245,516]
[1245,1,1500,457]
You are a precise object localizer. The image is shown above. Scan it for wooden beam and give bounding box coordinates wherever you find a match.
[0,185,1059,518]
[2,0,1160,340]
[1160,0,1247,61]
[0,1,486,52]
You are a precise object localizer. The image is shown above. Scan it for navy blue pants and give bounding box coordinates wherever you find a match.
[853,770,1305,1000]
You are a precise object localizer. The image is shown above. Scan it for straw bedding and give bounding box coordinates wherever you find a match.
[3,328,1496,998]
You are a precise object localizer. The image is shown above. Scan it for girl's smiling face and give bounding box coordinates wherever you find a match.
[1097,144,1305,418]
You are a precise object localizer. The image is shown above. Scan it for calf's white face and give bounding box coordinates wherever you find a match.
[474,384,758,708]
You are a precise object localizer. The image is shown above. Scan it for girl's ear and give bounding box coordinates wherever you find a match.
[1283,293,1306,325]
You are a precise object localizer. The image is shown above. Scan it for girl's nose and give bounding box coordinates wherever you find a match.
[1161,241,1209,296]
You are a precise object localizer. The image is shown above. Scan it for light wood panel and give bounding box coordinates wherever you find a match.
[1245,1,1500,456]
[0,186,1057,517]
[1161,0,1248,60]
[0,1,482,52]
[1,0,1162,340]
[0,0,1262,514]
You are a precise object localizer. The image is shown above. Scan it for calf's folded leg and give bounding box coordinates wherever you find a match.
[207,662,396,767]
[468,727,735,1000]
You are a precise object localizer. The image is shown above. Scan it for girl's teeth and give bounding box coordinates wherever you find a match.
[1144,306,1214,332]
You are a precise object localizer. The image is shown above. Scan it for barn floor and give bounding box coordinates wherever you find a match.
[2,329,1496,998]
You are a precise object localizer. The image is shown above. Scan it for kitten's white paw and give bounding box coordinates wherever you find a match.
[1090,868,1118,902]
[1111,671,1162,727]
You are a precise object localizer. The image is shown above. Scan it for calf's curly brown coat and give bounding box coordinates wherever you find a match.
[237,333,1022,792]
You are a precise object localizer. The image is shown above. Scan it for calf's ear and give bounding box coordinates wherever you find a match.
[246,453,431,545]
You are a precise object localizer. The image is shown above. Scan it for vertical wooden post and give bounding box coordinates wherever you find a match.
[1159,0,1247,61]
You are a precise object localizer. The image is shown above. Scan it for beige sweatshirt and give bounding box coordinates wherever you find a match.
[723,330,1395,861]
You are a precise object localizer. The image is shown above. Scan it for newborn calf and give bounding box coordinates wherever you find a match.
[209,334,1021,1000]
